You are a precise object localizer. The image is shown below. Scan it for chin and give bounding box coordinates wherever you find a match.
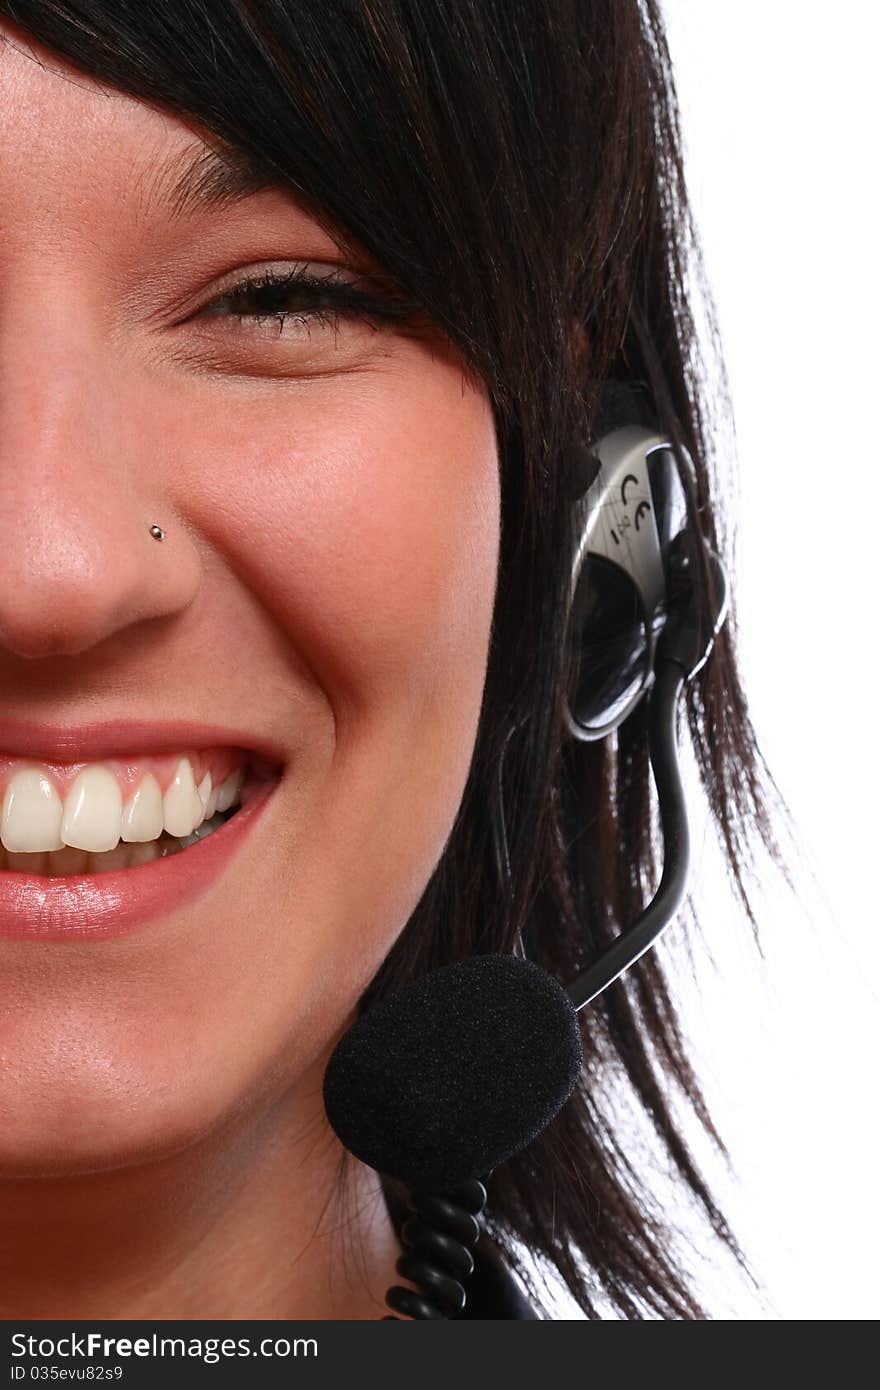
[0,1067,237,1180]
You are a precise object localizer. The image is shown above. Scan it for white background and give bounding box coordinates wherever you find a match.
[527,1,878,1321]
[649,0,877,1319]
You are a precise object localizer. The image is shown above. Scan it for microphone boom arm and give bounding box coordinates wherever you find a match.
[564,656,690,1011]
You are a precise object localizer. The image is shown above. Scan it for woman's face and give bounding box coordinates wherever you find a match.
[0,27,500,1174]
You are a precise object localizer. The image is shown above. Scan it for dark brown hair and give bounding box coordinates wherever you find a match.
[1,0,797,1318]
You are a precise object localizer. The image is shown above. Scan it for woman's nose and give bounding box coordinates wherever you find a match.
[0,283,202,661]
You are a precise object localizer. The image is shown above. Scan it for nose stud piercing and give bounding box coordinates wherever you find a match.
[148,524,165,541]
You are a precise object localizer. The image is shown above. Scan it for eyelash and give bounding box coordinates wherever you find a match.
[197,264,417,338]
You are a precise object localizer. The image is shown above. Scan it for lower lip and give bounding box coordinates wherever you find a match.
[0,776,279,942]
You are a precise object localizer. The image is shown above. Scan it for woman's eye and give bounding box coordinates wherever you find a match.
[193,265,415,340]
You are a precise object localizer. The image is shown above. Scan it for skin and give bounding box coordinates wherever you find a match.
[0,23,500,1318]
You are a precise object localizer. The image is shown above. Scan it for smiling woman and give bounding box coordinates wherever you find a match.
[0,1,790,1322]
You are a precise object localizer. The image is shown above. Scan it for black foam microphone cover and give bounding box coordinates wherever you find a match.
[322,953,583,1190]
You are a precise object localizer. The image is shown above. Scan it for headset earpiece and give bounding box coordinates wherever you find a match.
[563,404,729,742]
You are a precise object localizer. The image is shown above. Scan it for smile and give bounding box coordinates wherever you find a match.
[0,758,283,943]
[0,749,254,866]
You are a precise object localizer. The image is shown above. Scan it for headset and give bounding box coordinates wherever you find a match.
[323,378,730,1318]
[495,378,729,1003]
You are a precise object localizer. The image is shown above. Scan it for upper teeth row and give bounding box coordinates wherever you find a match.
[0,757,244,855]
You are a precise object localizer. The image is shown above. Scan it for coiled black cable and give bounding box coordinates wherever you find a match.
[382,1179,488,1319]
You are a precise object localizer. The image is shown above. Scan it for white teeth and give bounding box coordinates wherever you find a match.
[163,757,205,838]
[215,768,244,813]
[0,758,247,862]
[120,772,165,843]
[0,769,64,853]
[60,765,123,853]
[1,811,230,876]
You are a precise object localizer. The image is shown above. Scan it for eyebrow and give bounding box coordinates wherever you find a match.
[145,141,293,221]
[139,137,375,277]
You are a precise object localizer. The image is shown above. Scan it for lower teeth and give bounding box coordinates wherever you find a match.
[0,808,237,876]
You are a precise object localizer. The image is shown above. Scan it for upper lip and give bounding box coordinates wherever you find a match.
[0,719,287,767]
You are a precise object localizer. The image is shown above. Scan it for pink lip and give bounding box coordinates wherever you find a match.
[0,719,287,767]
[0,776,279,942]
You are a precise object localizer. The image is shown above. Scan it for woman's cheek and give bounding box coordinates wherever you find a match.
[171,357,501,725]
[152,350,501,974]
